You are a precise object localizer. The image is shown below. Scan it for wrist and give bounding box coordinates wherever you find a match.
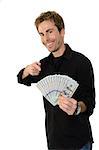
[74,102,81,115]
[74,101,87,115]
[22,69,29,79]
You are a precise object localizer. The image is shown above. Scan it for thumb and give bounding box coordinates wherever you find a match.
[36,62,41,66]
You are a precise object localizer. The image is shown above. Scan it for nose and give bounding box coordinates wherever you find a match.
[42,33,50,43]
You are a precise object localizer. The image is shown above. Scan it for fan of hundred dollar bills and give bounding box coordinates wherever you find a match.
[36,74,79,106]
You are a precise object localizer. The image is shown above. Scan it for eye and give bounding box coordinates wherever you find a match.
[49,30,53,33]
[39,33,44,37]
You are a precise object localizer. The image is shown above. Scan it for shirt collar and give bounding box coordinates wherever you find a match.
[62,43,72,60]
[48,43,72,61]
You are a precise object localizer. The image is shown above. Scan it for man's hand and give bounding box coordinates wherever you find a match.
[58,94,77,115]
[22,62,41,79]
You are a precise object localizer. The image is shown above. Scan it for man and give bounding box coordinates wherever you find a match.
[17,11,95,150]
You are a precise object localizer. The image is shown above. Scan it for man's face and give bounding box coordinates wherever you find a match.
[38,20,64,53]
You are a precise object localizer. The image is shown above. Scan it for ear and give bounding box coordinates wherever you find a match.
[60,28,65,37]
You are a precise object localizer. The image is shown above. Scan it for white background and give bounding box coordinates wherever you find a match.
[0,0,98,149]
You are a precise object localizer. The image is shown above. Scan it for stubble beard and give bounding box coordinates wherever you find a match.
[52,40,63,54]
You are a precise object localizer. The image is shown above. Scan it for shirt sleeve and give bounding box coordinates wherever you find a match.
[17,68,41,86]
[17,59,46,86]
[75,57,95,116]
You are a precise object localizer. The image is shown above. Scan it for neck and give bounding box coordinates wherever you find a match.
[52,44,65,58]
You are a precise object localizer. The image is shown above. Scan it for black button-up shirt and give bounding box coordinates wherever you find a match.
[17,44,95,149]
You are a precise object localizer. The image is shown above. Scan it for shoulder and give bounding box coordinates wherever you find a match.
[40,55,49,64]
[71,49,92,67]
[65,44,92,66]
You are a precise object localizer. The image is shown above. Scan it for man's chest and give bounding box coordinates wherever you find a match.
[41,60,78,81]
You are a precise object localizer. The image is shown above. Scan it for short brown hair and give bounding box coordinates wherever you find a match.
[35,11,65,32]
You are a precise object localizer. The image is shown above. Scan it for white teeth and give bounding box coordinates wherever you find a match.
[47,43,53,47]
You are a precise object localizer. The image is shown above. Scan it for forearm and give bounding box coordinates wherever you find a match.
[22,68,29,79]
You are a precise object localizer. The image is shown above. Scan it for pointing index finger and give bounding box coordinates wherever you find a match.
[33,62,41,71]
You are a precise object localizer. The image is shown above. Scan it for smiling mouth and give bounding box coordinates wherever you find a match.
[46,42,54,47]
